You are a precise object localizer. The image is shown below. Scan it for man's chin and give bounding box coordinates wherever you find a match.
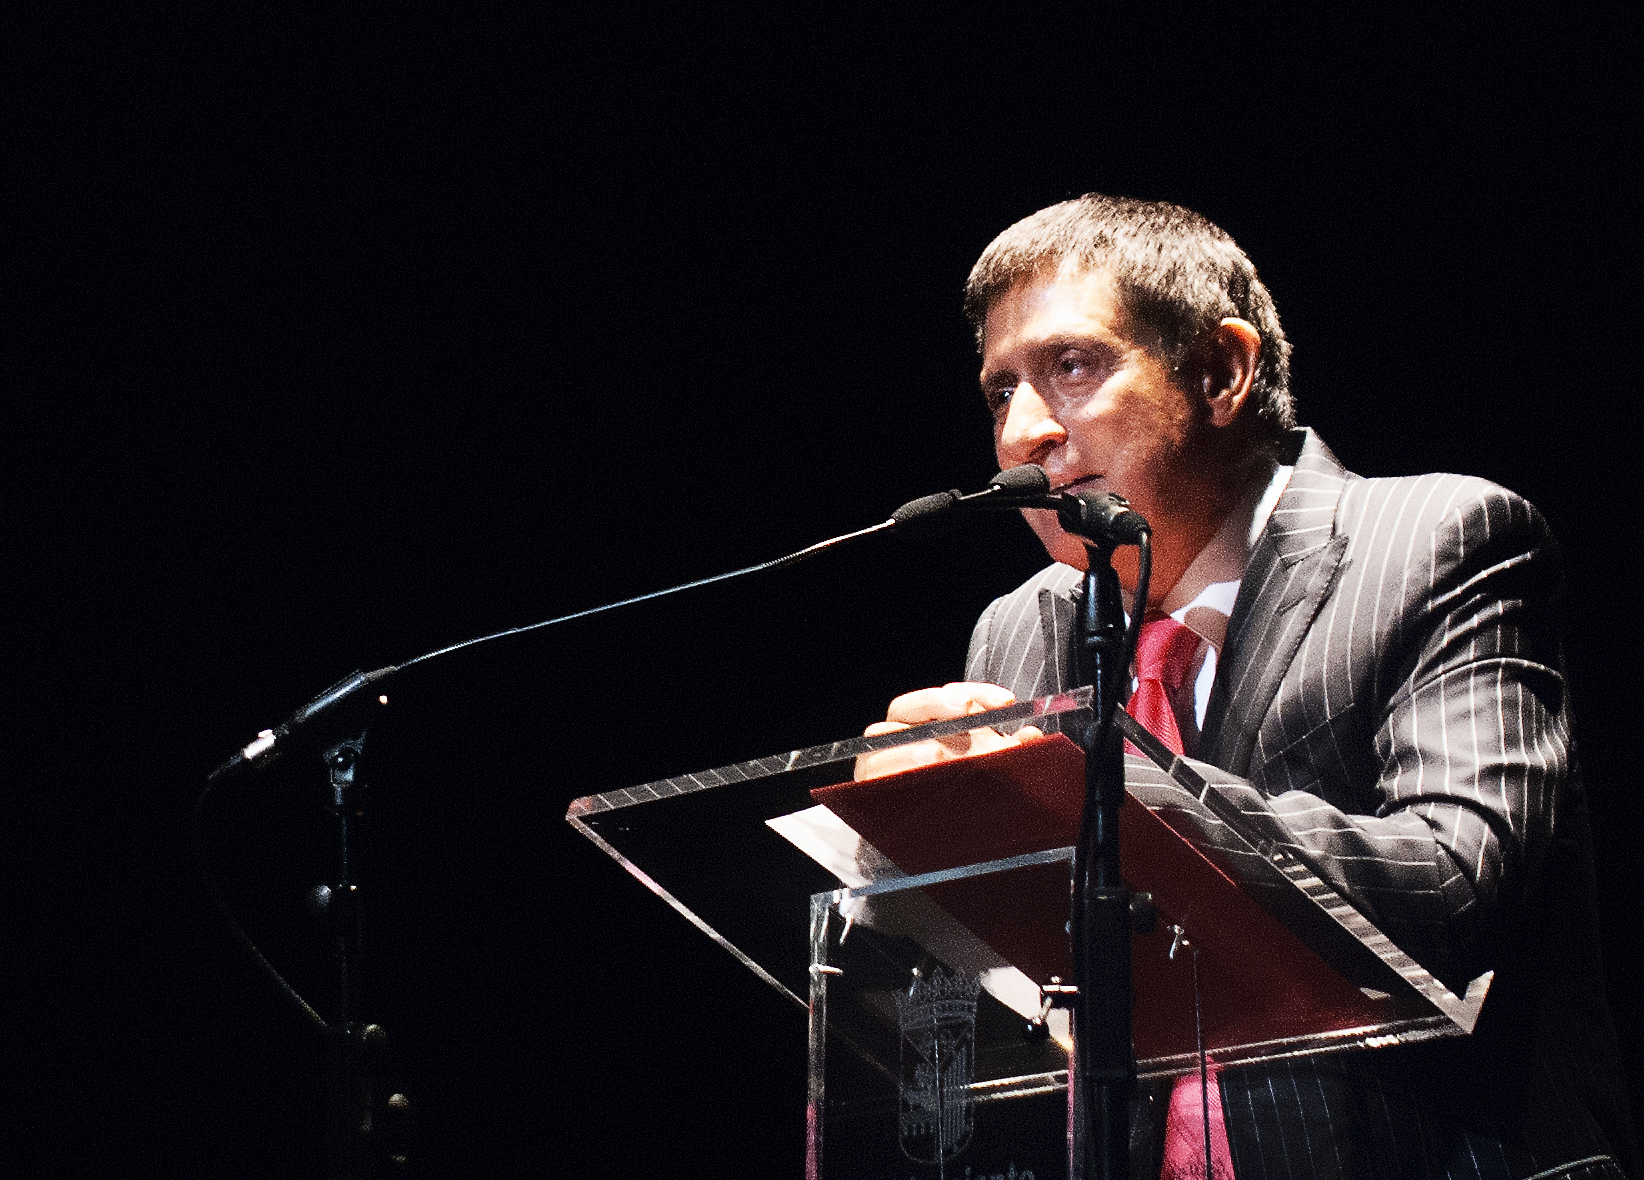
[1030,524,1093,572]
[1023,510,1084,568]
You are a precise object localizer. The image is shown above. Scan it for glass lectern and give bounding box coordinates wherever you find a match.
[566,688,1492,1180]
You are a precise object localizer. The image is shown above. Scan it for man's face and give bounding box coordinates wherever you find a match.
[981,266,1227,593]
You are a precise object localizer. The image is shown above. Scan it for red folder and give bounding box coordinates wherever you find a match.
[811,735,1400,1064]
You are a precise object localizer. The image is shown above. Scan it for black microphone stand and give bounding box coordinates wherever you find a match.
[1061,496,1150,1180]
[319,731,379,1179]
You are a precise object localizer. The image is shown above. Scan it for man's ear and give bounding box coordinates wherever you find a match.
[1201,317,1261,428]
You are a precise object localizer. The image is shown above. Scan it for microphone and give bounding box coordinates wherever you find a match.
[890,464,1054,527]
[1057,489,1150,545]
[890,467,1149,545]
[889,488,963,527]
[988,465,1054,496]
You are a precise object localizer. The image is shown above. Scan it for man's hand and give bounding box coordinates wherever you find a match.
[853,682,1044,780]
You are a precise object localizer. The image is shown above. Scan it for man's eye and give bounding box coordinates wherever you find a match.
[986,387,1013,416]
[1058,352,1087,375]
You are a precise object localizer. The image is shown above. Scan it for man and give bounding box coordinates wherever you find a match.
[865,195,1635,1179]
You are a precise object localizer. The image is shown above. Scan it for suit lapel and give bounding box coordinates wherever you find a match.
[1034,583,1076,701]
[1200,431,1353,776]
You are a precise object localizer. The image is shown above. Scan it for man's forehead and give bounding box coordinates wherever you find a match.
[980,263,1125,357]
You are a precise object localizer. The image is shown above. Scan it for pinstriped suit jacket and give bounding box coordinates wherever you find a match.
[965,429,1635,1180]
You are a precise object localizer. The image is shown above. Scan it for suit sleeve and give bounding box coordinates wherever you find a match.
[1186,488,1570,987]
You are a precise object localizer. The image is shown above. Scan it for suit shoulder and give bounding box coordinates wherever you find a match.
[967,562,1080,692]
[967,563,1078,676]
[983,562,1082,614]
[1339,472,1555,549]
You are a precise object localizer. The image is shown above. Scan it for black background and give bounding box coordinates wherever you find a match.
[13,4,1642,1176]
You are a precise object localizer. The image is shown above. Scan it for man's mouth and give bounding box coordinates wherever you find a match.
[1052,474,1104,494]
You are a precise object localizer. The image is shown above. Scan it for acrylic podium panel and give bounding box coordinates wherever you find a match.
[565,689,1102,1008]
[566,689,1493,1179]
[807,851,1074,1180]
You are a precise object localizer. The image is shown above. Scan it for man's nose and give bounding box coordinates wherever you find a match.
[996,382,1063,464]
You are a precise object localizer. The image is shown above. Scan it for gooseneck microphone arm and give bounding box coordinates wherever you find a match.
[210,462,1064,781]
[208,522,899,782]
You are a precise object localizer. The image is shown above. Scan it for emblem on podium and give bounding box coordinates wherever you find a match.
[896,969,980,1166]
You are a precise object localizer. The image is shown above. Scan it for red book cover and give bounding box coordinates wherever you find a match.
[811,735,1395,1063]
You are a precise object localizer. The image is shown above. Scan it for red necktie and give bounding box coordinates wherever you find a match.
[1160,1060,1233,1179]
[1126,612,1201,757]
[1127,614,1235,1180]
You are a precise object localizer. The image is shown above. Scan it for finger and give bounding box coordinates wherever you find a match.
[885,682,1016,725]
[951,682,1018,713]
[855,739,947,781]
[884,687,964,724]
[863,721,911,737]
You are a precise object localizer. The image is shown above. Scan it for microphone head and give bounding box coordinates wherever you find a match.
[891,490,962,527]
[988,465,1050,495]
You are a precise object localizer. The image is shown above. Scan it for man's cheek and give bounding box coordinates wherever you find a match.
[1028,510,1073,547]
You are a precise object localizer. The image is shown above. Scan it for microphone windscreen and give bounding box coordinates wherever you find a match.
[989,464,1050,495]
[891,490,962,527]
